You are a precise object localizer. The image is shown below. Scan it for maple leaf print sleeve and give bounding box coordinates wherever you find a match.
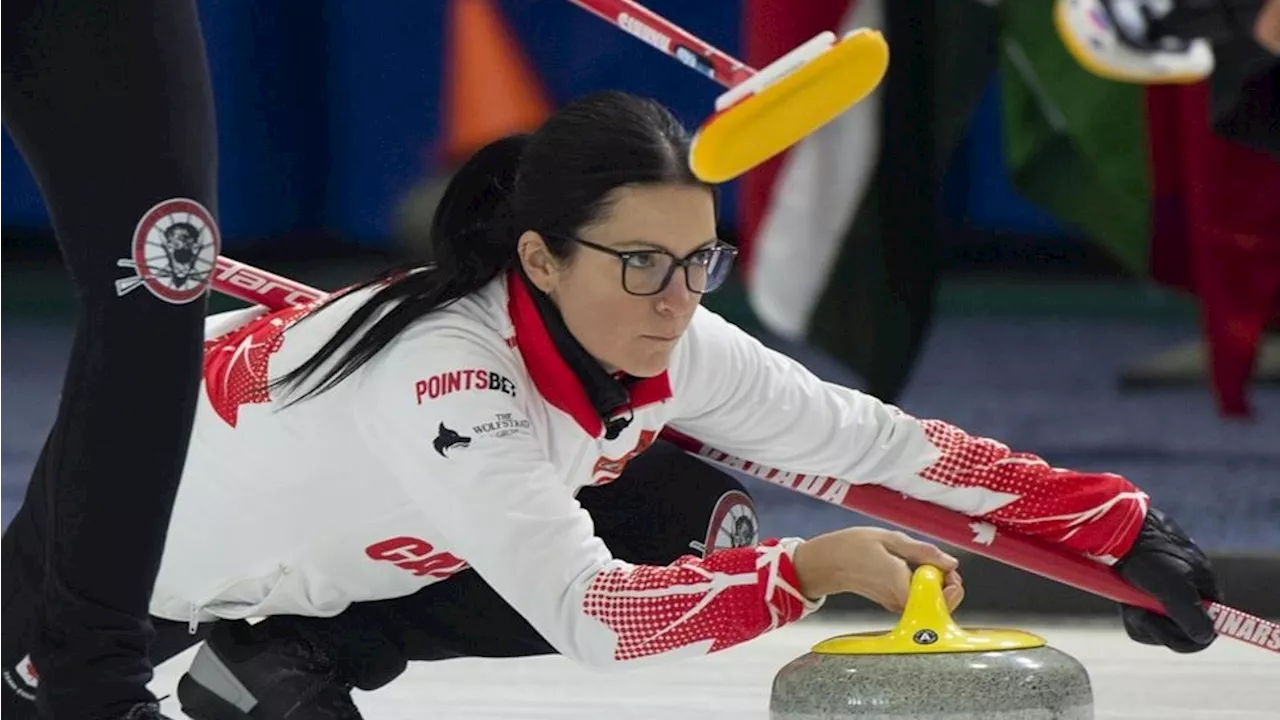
[667,308,1150,564]
[355,329,819,669]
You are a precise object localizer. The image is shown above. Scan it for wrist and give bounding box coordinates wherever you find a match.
[790,538,835,600]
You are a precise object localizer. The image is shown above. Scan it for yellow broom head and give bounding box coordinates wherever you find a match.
[688,28,889,183]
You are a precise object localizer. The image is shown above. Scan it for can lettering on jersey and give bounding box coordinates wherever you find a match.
[415,369,517,404]
[365,536,468,579]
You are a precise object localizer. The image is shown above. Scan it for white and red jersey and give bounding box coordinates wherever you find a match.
[151,272,1148,668]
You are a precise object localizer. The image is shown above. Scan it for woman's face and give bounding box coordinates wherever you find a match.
[519,183,719,378]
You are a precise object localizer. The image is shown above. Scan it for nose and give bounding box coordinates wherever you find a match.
[655,269,698,315]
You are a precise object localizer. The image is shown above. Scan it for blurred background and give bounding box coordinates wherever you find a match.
[3,0,1278,613]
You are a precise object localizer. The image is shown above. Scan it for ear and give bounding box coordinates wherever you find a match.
[516,230,561,295]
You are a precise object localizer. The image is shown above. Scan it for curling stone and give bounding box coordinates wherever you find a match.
[770,566,1093,719]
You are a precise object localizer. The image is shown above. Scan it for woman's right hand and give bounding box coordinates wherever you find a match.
[791,527,964,613]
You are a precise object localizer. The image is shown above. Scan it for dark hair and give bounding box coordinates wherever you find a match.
[276,90,713,402]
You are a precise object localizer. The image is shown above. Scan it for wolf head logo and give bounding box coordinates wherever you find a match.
[433,423,472,457]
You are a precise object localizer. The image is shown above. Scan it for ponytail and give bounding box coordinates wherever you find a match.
[275,134,529,403]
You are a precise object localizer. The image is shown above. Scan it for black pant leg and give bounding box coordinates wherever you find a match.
[2,434,57,661]
[2,0,219,715]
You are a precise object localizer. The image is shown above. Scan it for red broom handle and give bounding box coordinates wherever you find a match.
[564,0,756,88]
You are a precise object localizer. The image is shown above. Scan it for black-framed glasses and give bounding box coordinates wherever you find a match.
[551,234,739,297]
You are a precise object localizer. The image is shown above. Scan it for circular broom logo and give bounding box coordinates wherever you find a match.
[115,198,219,304]
[702,490,758,556]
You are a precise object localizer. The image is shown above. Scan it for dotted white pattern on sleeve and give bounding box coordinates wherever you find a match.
[203,304,313,427]
[583,539,814,662]
[917,419,1148,562]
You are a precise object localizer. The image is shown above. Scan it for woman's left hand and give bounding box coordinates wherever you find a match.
[1114,507,1222,653]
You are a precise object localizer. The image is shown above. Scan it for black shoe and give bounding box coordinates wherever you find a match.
[176,621,362,720]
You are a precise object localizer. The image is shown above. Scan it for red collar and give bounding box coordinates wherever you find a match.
[506,272,672,437]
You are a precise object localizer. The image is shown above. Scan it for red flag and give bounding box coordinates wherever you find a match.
[738,0,851,272]
[1147,82,1280,418]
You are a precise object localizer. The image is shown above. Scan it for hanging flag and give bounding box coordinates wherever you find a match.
[1146,78,1280,418]
[739,0,999,400]
[998,0,1152,275]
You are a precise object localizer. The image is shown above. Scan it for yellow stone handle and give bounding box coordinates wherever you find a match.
[811,565,1048,655]
[894,565,960,647]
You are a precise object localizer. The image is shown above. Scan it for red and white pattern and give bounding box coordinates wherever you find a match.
[203,304,313,427]
[916,419,1149,562]
[583,539,812,662]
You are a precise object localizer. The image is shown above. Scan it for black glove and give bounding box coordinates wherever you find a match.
[1114,507,1222,653]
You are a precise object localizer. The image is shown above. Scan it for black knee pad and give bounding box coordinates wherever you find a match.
[698,484,761,557]
[658,445,761,557]
[579,440,760,565]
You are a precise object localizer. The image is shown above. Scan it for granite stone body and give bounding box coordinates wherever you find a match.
[769,645,1094,720]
